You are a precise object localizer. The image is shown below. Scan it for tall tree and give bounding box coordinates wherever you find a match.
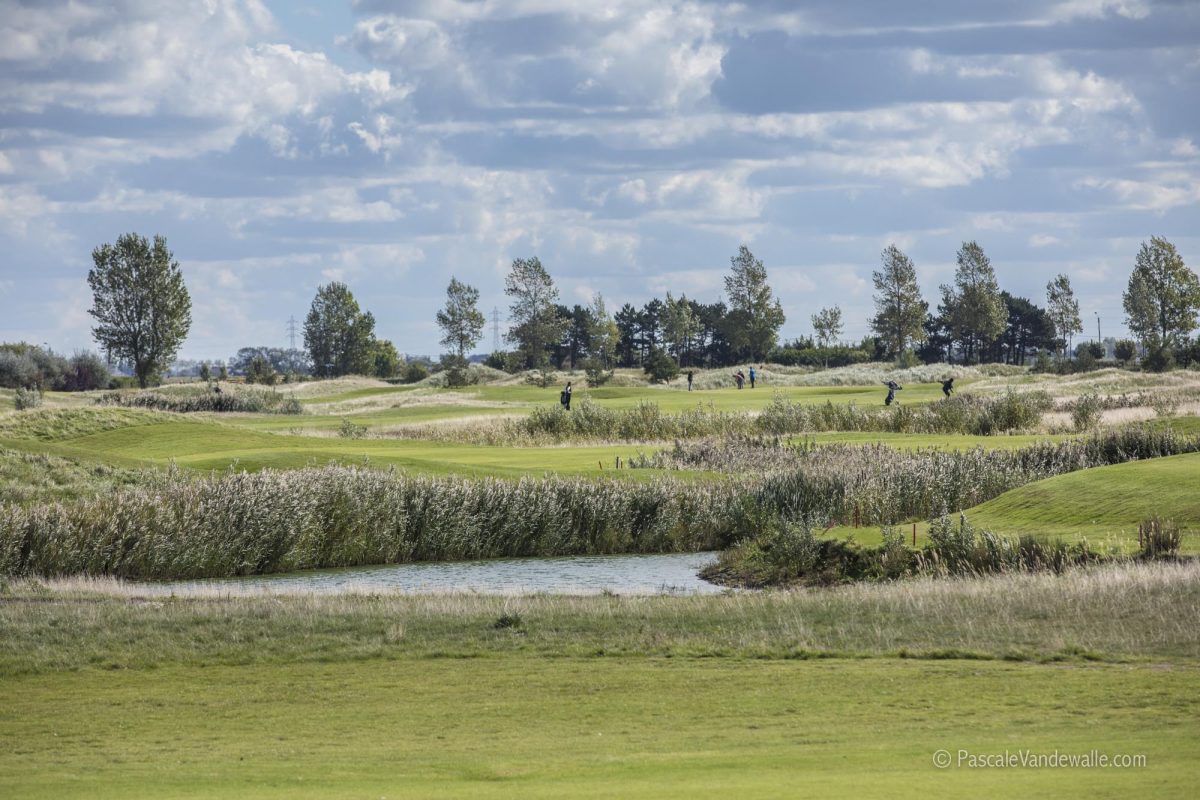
[1122,236,1200,350]
[724,245,786,361]
[944,241,1006,363]
[504,257,567,369]
[587,294,620,368]
[436,277,486,359]
[303,282,377,377]
[614,303,639,367]
[871,244,928,358]
[1045,273,1082,359]
[662,292,700,366]
[995,293,1055,365]
[87,233,192,388]
[811,306,844,348]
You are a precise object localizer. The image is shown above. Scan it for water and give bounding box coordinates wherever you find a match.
[156,551,725,596]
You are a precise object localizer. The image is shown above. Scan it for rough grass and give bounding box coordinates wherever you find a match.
[4,560,1199,670]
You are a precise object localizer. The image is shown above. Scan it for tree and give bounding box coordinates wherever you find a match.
[1045,273,1082,359]
[88,233,192,388]
[614,304,640,367]
[811,306,844,348]
[198,362,212,383]
[662,293,701,366]
[643,349,679,384]
[303,282,377,377]
[1114,338,1137,366]
[944,241,1006,363]
[724,245,786,361]
[372,339,402,379]
[1123,236,1200,352]
[994,293,1055,365]
[505,257,568,369]
[871,245,928,358]
[587,294,620,368]
[436,278,486,360]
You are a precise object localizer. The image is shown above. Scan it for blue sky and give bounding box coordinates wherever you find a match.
[0,0,1197,359]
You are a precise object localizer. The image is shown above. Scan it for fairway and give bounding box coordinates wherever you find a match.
[967,452,1200,542]
[1,658,1193,799]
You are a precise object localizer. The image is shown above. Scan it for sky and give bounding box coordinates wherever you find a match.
[0,0,1197,360]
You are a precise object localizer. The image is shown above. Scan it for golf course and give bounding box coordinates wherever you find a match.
[2,364,1199,797]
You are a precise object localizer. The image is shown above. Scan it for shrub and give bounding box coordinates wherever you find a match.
[483,351,509,371]
[13,387,42,411]
[245,356,277,386]
[894,350,920,369]
[338,418,368,439]
[441,355,472,388]
[198,363,212,383]
[1139,517,1181,559]
[96,385,300,414]
[583,358,613,387]
[1114,340,1137,366]
[60,352,111,392]
[1074,349,1098,373]
[1142,347,1175,373]
[1071,393,1103,432]
[401,362,430,384]
[643,350,679,384]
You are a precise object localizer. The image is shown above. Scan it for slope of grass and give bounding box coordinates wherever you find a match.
[965,452,1200,543]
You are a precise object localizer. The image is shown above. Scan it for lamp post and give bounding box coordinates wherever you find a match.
[1095,312,1101,358]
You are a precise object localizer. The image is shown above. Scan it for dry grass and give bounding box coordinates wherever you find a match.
[4,560,1197,666]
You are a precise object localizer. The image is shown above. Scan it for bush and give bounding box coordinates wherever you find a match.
[894,350,920,369]
[13,387,42,411]
[583,358,613,387]
[1073,349,1098,373]
[1139,517,1181,558]
[401,362,430,384]
[59,352,111,392]
[338,418,368,439]
[1030,350,1053,373]
[1114,340,1137,366]
[0,351,42,390]
[1071,393,1103,432]
[483,351,509,371]
[1142,347,1175,373]
[97,386,300,414]
[643,349,679,384]
[245,356,277,386]
[768,346,872,369]
[440,355,472,388]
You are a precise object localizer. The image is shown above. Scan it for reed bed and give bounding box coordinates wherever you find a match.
[2,426,1194,580]
[98,386,302,414]
[636,425,1199,526]
[387,391,1055,445]
[0,465,739,579]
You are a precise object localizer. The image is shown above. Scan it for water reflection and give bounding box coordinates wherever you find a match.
[159,551,724,595]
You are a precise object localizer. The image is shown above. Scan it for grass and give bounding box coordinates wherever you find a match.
[967,452,1200,542]
[4,561,1199,669]
[1,564,1198,798]
[3,658,1194,799]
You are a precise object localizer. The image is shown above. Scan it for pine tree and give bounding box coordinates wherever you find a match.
[870,245,927,358]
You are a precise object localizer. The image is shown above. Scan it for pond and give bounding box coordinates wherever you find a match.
[155,551,725,595]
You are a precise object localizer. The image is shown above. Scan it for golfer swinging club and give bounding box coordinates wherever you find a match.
[883,380,902,406]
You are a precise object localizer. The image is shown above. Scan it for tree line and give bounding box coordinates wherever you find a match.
[46,231,1200,391]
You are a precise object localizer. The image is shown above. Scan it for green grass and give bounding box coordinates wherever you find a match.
[966,452,1200,542]
[2,658,1194,799]
[0,407,1070,481]
[2,566,1198,799]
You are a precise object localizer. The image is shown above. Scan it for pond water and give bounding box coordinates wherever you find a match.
[156,551,725,595]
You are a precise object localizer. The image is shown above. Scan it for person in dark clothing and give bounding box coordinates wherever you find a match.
[883,380,902,406]
[560,381,573,410]
[687,370,694,391]
[941,377,955,398]
[749,365,757,388]
[734,370,745,389]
